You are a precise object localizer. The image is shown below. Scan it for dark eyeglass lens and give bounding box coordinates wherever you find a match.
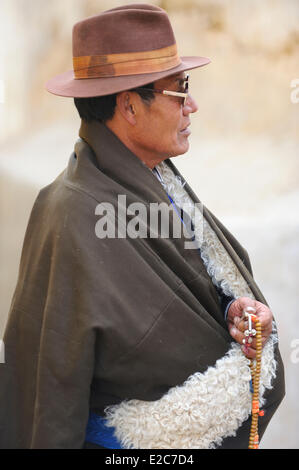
[184,76,189,93]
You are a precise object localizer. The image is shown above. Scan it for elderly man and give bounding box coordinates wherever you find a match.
[0,4,284,449]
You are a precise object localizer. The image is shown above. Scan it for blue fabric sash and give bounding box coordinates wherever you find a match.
[85,412,122,449]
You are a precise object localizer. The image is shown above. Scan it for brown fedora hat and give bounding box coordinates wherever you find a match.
[46,3,210,98]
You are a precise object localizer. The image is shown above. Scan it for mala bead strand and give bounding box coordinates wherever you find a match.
[242,308,264,450]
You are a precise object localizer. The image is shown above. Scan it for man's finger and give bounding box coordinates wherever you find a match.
[230,326,257,358]
[229,326,245,346]
[235,296,256,312]
[234,317,247,332]
[241,345,256,359]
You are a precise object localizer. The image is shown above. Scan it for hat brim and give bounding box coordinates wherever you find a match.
[45,56,210,98]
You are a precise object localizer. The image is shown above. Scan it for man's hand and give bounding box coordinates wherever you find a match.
[227,297,273,359]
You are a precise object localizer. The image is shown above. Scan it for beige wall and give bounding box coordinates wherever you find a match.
[0,0,298,448]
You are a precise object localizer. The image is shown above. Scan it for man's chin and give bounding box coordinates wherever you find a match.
[171,141,190,158]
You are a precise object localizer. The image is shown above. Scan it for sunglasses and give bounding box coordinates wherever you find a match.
[134,74,189,106]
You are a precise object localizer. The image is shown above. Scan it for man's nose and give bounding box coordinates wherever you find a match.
[183,94,198,115]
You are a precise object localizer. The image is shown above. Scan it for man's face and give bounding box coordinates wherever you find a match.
[132,72,198,165]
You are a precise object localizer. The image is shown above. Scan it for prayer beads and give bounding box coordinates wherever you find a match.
[242,307,264,450]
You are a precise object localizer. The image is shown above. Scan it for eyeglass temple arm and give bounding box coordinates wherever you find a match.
[162,90,187,98]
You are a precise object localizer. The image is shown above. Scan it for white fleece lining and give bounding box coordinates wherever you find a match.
[104,161,277,449]
[155,162,254,300]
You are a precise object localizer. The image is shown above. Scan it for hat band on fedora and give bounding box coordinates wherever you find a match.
[73,44,181,79]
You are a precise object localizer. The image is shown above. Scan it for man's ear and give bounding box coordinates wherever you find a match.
[116,92,137,125]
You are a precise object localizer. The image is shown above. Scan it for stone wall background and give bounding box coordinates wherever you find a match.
[0,0,298,448]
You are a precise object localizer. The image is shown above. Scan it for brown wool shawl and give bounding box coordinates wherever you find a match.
[0,120,285,448]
